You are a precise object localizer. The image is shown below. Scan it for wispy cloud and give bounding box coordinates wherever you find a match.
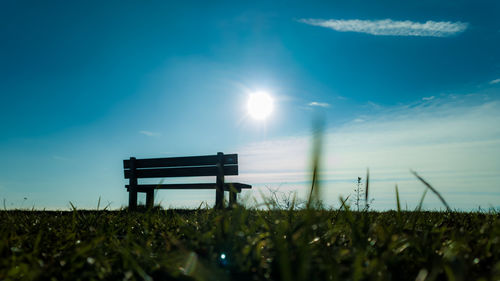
[299,18,468,37]
[422,96,435,101]
[308,101,331,108]
[139,130,161,137]
[490,78,500,85]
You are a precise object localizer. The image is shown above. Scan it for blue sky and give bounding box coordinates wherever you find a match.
[1,0,499,210]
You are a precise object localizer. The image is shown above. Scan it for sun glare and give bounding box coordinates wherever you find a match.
[247,91,274,120]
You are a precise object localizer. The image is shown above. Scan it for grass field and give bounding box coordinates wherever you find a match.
[1,204,499,281]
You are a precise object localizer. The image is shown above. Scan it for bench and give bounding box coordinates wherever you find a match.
[123,152,251,210]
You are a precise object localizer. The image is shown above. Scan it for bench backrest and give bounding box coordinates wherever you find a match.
[123,153,238,179]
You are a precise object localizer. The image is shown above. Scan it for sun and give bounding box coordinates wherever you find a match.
[247,91,274,120]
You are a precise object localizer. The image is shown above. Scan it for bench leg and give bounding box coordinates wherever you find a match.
[215,152,225,210]
[128,189,138,210]
[215,189,224,209]
[229,191,237,207]
[146,190,154,209]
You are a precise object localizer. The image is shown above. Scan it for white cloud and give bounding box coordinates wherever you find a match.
[139,130,161,137]
[238,95,500,210]
[490,78,500,85]
[422,96,435,101]
[308,101,331,108]
[299,18,468,37]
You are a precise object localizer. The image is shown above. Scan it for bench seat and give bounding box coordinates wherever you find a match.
[125,183,252,192]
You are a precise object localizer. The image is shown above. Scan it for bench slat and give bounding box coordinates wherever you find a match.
[124,165,238,179]
[124,154,238,169]
[126,183,251,192]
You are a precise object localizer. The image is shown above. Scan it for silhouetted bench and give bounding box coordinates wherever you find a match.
[123,152,251,210]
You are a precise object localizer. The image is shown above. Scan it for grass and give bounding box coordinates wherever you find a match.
[1,204,499,281]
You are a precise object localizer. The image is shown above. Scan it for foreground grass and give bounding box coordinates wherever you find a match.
[1,208,499,281]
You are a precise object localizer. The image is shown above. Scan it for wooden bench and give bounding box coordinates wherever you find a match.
[123,152,251,210]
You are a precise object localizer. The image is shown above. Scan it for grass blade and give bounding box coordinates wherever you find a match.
[365,168,370,210]
[307,118,324,209]
[416,188,427,212]
[412,188,428,232]
[411,170,451,212]
[395,184,402,227]
[339,195,351,211]
[395,184,401,214]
